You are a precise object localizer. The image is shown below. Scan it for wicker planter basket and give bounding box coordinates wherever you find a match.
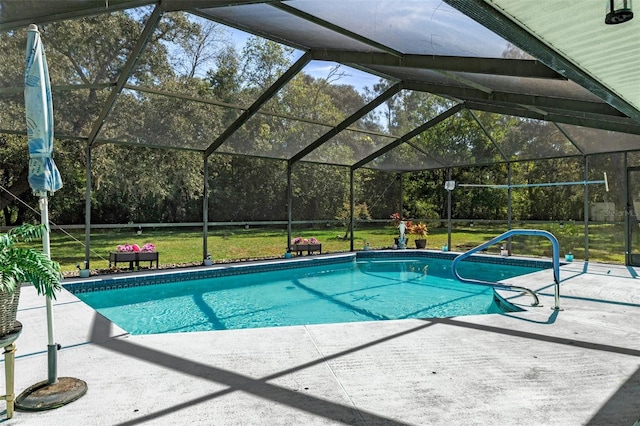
[0,285,20,336]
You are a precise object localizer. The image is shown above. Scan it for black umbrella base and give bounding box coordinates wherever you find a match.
[15,377,87,411]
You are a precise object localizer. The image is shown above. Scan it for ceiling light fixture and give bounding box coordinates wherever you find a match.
[605,0,634,24]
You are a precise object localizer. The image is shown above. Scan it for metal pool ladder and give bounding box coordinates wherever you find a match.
[451,229,561,310]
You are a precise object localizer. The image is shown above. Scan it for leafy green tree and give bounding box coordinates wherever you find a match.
[292,163,349,221]
[357,169,401,219]
[335,201,372,239]
[207,45,242,103]
[240,37,294,91]
[0,134,35,225]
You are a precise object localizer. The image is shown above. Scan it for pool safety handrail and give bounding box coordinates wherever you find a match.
[451,229,561,310]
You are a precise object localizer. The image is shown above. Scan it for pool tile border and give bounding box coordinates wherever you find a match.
[63,253,356,295]
[358,250,555,270]
[63,250,554,295]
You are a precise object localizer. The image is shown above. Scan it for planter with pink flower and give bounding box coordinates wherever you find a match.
[136,243,158,267]
[290,237,322,256]
[109,243,158,269]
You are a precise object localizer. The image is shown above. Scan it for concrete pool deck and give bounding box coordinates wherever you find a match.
[6,258,640,425]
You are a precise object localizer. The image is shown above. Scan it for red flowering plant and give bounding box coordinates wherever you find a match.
[390,212,412,228]
[116,243,137,252]
[389,212,401,227]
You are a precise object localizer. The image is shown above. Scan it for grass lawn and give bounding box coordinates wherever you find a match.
[45,223,626,274]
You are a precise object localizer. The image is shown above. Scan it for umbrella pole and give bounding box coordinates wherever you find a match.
[16,193,87,411]
[45,298,57,385]
[17,23,87,412]
[40,194,58,385]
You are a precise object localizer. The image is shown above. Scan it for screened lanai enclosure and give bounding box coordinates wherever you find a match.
[3,1,640,266]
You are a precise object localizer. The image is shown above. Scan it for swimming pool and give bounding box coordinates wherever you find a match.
[69,253,545,335]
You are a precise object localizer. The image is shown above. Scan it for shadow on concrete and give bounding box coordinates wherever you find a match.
[532,281,640,309]
[501,307,559,324]
[560,261,640,279]
[430,317,640,424]
[586,366,640,425]
[89,312,436,426]
[428,317,640,357]
[86,299,640,425]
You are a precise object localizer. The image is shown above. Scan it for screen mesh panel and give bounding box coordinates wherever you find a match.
[219,113,332,159]
[475,112,581,161]
[586,153,625,238]
[0,92,25,135]
[0,87,109,141]
[54,88,113,138]
[0,33,26,90]
[44,6,153,86]
[367,66,602,105]
[287,0,530,58]
[291,163,350,220]
[260,62,378,127]
[207,155,289,222]
[302,130,396,166]
[199,3,387,52]
[557,123,640,155]
[99,88,240,150]
[362,143,443,171]
[409,109,504,167]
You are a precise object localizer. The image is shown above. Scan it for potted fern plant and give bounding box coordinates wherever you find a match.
[0,224,62,335]
[410,222,428,249]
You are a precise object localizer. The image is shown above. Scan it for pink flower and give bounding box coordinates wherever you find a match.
[141,243,155,252]
[117,243,155,252]
[291,236,319,245]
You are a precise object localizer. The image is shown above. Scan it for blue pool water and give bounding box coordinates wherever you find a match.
[75,257,541,335]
